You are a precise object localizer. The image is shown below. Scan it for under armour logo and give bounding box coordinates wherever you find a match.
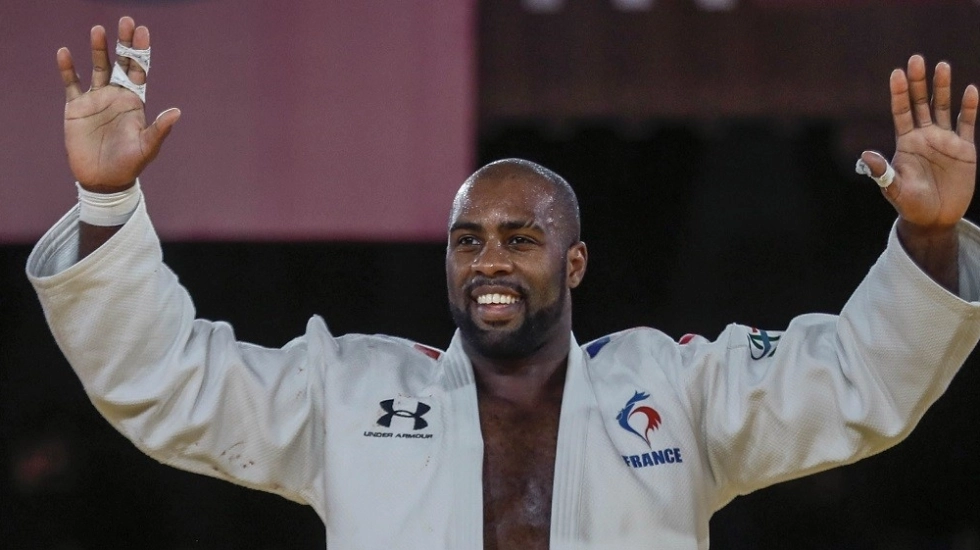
[377,399,431,430]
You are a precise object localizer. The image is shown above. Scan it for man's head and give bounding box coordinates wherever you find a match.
[446,159,588,362]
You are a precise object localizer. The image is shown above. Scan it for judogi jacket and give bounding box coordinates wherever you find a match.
[28,197,980,549]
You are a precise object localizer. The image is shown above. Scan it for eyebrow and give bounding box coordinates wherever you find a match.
[449,219,545,233]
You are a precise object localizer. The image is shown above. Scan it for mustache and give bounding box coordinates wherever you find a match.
[464,276,527,298]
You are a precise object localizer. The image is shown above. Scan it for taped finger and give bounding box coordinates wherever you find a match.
[116,42,150,74]
[110,64,146,102]
[855,158,896,188]
[109,41,150,103]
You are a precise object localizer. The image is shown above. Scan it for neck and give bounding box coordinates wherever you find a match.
[466,330,571,409]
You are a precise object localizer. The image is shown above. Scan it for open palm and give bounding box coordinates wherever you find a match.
[59,17,179,191]
[863,56,978,231]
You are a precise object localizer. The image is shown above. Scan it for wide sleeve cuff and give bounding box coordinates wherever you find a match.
[26,192,152,283]
[886,218,980,306]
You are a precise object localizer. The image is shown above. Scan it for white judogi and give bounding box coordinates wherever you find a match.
[27,197,980,549]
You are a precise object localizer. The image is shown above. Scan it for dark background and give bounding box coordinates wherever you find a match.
[3,1,980,548]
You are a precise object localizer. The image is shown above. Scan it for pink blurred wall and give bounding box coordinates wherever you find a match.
[0,1,475,242]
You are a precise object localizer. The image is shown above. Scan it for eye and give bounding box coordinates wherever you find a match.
[508,235,538,247]
[456,235,480,246]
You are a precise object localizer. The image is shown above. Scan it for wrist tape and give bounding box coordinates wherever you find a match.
[77,180,141,226]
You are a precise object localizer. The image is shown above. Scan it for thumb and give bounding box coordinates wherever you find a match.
[141,107,181,159]
[855,150,896,189]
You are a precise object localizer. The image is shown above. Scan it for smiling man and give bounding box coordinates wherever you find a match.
[28,17,980,550]
[448,161,586,363]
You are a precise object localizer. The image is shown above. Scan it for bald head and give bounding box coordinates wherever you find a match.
[445,158,589,363]
[450,158,582,247]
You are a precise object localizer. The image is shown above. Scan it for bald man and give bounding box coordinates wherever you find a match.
[29,17,980,550]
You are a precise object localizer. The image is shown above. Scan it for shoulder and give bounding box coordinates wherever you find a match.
[302,331,445,396]
[335,332,444,364]
[301,317,444,384]
[581,327,676,361]
[580,324,748,372]
[301,316,443,362]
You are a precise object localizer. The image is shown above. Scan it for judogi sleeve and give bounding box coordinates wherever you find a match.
[27,198,329,511]
[676,220,980,509]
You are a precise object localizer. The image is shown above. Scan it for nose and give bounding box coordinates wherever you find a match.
[472,241,513,276]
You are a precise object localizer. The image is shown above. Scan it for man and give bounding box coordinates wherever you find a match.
[29,16,979,550]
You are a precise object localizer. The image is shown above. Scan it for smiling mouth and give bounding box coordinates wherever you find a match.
[475,293,522,305]
[470,291,524,324]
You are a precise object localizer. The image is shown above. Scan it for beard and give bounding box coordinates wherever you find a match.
[450,265,568,361]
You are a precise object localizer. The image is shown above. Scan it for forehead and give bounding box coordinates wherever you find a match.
[450,175,558,227]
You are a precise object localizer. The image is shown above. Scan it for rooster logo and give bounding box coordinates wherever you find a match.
[616,391,662,447]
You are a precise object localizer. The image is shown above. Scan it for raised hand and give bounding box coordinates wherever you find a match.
[857,56,977,292]
[860,55,978,231]
[59,16,180,192]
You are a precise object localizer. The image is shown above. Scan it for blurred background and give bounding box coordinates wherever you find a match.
[2,0,979,548]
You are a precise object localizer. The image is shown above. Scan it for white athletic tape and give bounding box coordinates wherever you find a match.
[77,180,141,226]
[109,42,151,103]
[855,158,896,188]
[109,64,146,102]
[116,43,151,72]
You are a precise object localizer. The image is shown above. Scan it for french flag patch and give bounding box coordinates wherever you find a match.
[413,343,442,360]
[585,336,611,358]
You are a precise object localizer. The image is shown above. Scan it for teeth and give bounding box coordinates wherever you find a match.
[477,293,519,305]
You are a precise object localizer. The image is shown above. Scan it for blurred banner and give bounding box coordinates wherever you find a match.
[0,0,475,242]
[481,1,980,122]
[522,0,976,11]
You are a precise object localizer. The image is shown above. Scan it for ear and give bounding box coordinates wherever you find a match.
[566,241,588,289]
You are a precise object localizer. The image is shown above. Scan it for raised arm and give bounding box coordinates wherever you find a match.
[31,18,332,511]
[688,57,980,503]
[58,17,180,258]
[858,55,978,293]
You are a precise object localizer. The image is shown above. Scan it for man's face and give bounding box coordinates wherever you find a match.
[446,175,582,360]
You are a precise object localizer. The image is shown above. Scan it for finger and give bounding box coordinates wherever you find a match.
[907,55,932,127]
[57,47,82,102]
[90,25,110,90]
[857,151,898,196]
[890,69,915,137]
[932,61,952,130]
[115,16,135,74]
[141,108,181,160]
[128,25,149,86]
[957,84,978,144]
[859,151,890,177]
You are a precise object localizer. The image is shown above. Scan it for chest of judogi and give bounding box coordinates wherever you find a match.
[318,332,713,549]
